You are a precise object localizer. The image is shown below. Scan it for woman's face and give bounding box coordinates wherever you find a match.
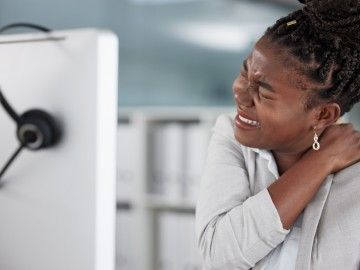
[232,36,317,154]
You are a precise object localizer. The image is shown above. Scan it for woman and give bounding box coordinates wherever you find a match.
[195,0,360,269]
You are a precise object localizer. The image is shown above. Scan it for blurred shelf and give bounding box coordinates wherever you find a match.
[116,106,233,270]
[118,105,235,121]
[116,201,134,210]
[145,194,196,212]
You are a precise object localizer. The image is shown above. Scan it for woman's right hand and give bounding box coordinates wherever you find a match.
[313,123,360,174]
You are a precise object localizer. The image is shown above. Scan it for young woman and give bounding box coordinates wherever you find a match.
[195,0,360,269]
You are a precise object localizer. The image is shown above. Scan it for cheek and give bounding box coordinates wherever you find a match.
[258,103,307,131]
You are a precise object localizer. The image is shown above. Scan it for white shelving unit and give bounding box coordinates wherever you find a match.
[116,106,234,270]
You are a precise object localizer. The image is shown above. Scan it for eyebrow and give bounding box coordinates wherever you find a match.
[258,80,275,92]
[242,59,248,72]
[242,59,275,93]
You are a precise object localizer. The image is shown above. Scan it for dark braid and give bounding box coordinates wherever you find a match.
[263,0,360,116]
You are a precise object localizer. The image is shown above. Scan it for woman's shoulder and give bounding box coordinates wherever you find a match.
[330,161,360,205]
[332,161,360,184]
[209,112,253,154]
[211,112,261,156]
[208,112,235,141]
[327,161,360,240]
[212,111,237,137]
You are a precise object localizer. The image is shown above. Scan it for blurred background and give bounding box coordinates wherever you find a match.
[0,0,298,106]
[0,0,359,270]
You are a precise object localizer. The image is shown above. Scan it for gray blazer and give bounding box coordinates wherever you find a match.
[195,112,360,270]
[297,161,360,270]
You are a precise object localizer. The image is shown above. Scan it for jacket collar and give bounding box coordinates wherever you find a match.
[248,146,280,179]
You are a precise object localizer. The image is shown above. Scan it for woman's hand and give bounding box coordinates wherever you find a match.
[311,123,360,174]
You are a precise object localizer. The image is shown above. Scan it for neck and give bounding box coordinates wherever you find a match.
[271,147,310,175]
[271,128,322,175]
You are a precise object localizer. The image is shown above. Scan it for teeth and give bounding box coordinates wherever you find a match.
[239,115,260,126]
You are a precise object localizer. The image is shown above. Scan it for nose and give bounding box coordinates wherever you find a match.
[234,94,254,111]
[233,83,255,108]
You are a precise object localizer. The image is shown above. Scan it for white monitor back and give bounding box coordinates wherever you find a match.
[0,28,118,270]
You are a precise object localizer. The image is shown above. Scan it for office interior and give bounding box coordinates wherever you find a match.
[0,0,359,270]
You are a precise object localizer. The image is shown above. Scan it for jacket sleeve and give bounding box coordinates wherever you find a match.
[195,114,290,270]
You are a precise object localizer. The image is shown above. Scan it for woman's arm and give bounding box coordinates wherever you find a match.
[267,152,331,230]
[196,115,291,270]
[268,123,360,230]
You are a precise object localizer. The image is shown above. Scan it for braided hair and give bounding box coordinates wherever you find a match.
[263,0,360,116]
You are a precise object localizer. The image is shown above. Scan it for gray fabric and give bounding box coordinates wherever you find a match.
[195,111,360,270]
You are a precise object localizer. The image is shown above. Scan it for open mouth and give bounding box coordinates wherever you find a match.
[236,106,260,125]
[237,114,260,127]
[234,103,261,129]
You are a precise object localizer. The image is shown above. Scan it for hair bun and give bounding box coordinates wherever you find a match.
[302,0,360,49]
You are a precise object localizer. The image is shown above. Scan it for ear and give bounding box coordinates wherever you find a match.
[313,102,341,129]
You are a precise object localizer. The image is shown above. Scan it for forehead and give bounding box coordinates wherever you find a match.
[248,37,310,93]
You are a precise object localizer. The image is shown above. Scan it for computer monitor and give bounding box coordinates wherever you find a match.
[0,28,118,270]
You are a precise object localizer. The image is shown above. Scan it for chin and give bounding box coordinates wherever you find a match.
[234,130,261,148]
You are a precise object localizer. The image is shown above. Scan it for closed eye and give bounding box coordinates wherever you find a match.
[259,88,273,100]
[257,79,275,93]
